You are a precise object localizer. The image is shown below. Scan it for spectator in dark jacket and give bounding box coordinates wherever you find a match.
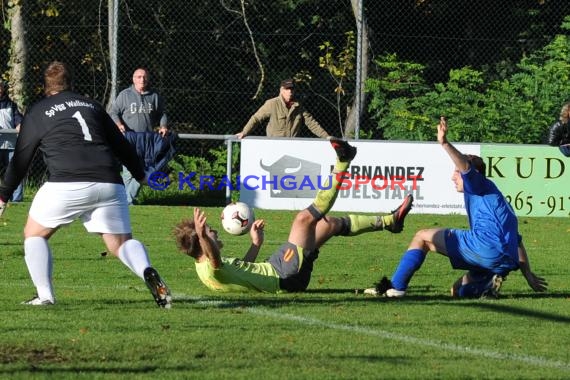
[547,101,570,156]
[0,81,24,201]
[122,131,177,203]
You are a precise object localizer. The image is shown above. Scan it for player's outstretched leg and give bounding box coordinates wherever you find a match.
[364,245,426,298]
[339,195,414,236]
[308,138,357,219]
[372,248,426,298]
[116,239,172,308]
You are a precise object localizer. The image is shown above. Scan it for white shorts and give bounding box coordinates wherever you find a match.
[29,182,132,234]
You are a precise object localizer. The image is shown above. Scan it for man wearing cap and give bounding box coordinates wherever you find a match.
[236,78,330,139]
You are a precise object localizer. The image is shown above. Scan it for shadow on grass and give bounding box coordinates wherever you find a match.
[454,294,570,323]
[170,290,455,309]
[171,287,570,324]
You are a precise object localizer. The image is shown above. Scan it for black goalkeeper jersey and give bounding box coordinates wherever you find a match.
[0,91,145,201]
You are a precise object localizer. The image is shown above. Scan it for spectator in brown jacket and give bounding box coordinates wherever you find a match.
[236,78,330,139]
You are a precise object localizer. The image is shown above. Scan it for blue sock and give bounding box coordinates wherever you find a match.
[391,249,426,291]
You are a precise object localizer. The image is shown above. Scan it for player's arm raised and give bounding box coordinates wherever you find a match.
[243,219,265,263]
[194,208,222,269]
[438,116,470,172]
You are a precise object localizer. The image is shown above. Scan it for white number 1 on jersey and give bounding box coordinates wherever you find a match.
[72,111,93,141]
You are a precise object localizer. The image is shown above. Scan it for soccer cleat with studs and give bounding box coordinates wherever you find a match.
[22,296,55,306]
[385,195,414,233]
[480,274,504,299]
[364,276,406,297]
[329,137,357,162]
[144,267,172,308]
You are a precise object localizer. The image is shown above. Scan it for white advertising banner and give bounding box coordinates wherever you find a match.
[239,138,481,214]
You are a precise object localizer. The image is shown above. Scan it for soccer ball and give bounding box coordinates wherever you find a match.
[221,202,255,236]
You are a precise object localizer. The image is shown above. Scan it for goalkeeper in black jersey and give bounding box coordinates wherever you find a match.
[0,61,171,308]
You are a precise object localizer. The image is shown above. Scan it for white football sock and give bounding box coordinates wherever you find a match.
[118,239,151,279]
[24,237,55,302]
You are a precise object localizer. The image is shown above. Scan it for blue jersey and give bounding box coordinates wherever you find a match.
[446,167,519,274]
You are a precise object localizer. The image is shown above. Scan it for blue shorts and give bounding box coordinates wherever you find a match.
[444,229,518,276]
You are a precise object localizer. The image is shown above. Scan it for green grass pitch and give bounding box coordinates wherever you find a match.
[0,203,569,379]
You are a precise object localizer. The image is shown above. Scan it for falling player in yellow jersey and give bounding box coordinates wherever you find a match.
[174,138,413,293]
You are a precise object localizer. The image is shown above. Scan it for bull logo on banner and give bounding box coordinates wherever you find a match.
[259,155,322,198]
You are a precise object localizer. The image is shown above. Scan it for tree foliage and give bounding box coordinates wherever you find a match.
[312,30,356,136]
[2,0,570,142]
[366,16,570,144]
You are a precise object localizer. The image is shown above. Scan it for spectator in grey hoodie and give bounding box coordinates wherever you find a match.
[110,67,169,204]
[110,67,169,137]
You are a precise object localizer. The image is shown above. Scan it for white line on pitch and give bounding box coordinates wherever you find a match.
[249,308,570,371]
[176,295,570,372]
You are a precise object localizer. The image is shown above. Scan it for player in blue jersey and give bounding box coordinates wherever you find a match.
[370,117,547,298]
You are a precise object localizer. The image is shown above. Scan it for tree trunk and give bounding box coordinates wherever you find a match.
[107,0,119,111]
[8,0,28,110]
[345,0,370,139]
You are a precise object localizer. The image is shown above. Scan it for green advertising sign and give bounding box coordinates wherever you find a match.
[482,144,570,217]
